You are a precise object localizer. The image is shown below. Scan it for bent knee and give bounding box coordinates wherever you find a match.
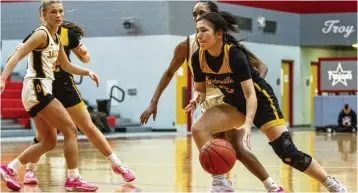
[191,123,206,136]
[62,124,78,138]
[41,137,57,151]
[269,131,312,172]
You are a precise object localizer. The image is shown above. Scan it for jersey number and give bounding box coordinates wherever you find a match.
[49,50,58,58]
[218,85,234,94]
[52,62,60,72]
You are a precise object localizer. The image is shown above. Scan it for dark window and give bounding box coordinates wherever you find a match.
[263,20,277,34]
[236,16,252,31]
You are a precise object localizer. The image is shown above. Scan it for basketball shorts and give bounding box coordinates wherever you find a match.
[234,83,285,132]
[200,95,225,112]
[53,76,84,109]
[22,78,55,118]
[201,91,285,132]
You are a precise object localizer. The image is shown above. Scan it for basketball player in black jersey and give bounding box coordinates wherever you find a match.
[186,11,347,192]
[140,1,283,192]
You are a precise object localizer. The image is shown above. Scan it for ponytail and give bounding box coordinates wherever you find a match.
[61,21,85,39]
[218,11,238,33]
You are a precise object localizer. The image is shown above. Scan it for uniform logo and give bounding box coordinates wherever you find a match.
[327,62,353,86]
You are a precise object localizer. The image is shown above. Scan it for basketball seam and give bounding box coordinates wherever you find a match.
[209,142,236,155]
[207,146,219,175]
[207,145,232,171]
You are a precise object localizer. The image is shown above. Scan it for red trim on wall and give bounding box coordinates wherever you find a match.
[282,60,294,127]
[220,1,357,14]
[317,57,358,95]
[318,57,357,61]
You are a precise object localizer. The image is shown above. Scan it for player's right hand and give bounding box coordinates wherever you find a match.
[184,94,200,118]
[140,103,158,125]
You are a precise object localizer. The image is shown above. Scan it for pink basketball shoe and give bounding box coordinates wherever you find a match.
[24,169,38,185]
[64,177,98,192]
[0,165,21,191]
[112,165,136,182]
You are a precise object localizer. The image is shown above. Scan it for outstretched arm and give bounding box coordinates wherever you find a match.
[150,40,188,105]
[140,39,188,124]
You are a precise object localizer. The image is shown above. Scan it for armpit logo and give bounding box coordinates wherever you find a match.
[327,63,353,86]
[322,20,355,38]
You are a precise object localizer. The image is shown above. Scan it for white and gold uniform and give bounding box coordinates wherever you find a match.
[22,26,60,117]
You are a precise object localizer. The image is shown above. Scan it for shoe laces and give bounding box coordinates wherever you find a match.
[211,179,234,192]
[8,168,18,178]
[327,177,345,192]
[78,177,88,183]
[117,165,131,173]
[26,170,35,177]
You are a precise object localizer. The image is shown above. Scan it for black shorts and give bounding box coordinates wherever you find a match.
[26,79,55,118]
[53,76,84,109]
[234,83,285,131]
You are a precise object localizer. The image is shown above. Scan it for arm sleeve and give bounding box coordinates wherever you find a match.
[230,47,252,82]
[68,30,80,49]
[191,51,206,82]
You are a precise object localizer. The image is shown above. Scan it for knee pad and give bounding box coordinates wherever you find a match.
[269,131,312,172]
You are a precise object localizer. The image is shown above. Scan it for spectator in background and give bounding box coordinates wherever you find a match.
[337,104,357,133]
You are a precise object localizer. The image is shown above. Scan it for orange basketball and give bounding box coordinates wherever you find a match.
[199,139,236,175]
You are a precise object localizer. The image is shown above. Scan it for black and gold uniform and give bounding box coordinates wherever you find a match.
[52,27,84,108]
[23,27,84,109]
[191,43,285,131]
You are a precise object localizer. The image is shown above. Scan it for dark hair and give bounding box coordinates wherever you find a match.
[197,11,240,46]
[344,104,349,109]
[61,21,85,39]
[196,0,218,13]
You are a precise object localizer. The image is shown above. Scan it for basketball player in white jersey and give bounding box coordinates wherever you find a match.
[19,21,135,185]
[140,1,284,192]
[0,0,98,191]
